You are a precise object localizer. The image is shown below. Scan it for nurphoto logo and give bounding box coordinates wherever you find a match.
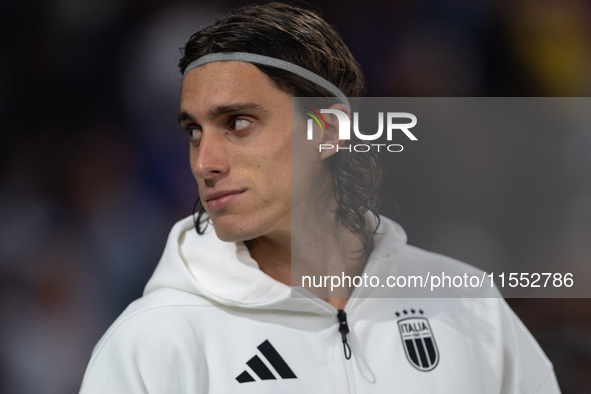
[304,108,418,153]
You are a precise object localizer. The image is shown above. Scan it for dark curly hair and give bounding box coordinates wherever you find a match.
[179,2,381,255]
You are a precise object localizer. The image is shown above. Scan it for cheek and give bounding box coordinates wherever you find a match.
[253,134,292,201]
[270,131,292,178]
[290,131,322,203]
[189,148,198,176]
[189,149,206,192]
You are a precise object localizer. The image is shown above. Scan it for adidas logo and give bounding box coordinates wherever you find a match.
[236,340,297,383]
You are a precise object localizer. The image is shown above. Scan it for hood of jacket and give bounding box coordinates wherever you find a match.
[143,214,407,312]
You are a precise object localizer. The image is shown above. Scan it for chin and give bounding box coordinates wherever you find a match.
[210,215,268,243]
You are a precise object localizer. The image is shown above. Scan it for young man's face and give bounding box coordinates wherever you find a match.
[179,61,297,242]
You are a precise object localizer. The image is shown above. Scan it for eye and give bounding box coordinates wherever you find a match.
[232,118,251,131]
[187,127,202,141]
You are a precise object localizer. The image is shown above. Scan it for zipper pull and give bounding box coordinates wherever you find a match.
[337,309,352,360]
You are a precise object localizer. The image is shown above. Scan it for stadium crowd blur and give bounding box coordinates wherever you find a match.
[1,0,590,392]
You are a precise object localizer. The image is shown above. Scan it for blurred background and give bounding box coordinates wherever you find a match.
[0,0,590,392]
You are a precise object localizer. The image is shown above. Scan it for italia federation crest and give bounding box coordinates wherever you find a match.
[397,316,439,371]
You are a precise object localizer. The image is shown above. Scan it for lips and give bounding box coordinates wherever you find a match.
[204,190,245,211]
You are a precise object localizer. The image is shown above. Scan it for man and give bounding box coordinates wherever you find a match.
[80,3,560,393]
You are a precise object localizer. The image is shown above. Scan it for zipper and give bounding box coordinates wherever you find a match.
[293,256,385,394]
[337,309,352,360]
[337,309,357,394]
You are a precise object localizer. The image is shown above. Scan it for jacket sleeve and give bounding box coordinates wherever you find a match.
[498,299,561,394]
[79,307,206,394]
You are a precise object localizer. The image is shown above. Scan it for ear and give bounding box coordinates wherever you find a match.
[319,103,351,161]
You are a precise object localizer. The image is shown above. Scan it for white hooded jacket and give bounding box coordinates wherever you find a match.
[79,215,561,393]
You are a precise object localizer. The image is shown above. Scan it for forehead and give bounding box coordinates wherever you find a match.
[180,61,287,112]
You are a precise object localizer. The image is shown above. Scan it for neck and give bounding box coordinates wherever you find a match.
[246,217,367,310]
[246,232,292,286]
[247,172,368,309]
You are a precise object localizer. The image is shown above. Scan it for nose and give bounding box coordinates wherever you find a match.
[191,132,229,183]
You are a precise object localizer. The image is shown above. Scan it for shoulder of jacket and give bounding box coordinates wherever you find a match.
[395,244,502,298]
[401,244,483,274]
[88,289,215,361]
[80,288,217,393]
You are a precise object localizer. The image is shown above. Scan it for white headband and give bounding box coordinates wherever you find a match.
[183,52,350,109]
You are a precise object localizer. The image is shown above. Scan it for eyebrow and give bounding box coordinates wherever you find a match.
[177,103,266,126]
